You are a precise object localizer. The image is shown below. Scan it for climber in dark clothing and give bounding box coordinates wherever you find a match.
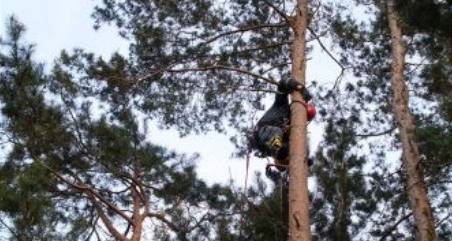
[253,81,291,162]
[250,78,315,173]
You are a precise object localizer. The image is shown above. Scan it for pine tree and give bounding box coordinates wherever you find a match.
[307,82,405,241]
[395,1,451,239]
[91,1,323,239]
[386,1,437,239]
[310,111,370,241]
[326,0,451,240]
[0,17,237,241]
[236,174,289,241]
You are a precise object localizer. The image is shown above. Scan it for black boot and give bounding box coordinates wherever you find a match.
[307,157,314,167]
[265,165,281,182]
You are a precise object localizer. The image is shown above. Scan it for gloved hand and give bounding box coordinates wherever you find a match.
[277,78,298,93]
[278,78,312,101]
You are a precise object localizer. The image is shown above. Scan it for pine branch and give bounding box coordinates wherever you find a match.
[36,160,134,225]
[261,61,292,74]
[231,41,292,55]
[70,174,134,225]
[378,213,412,241]
[147,212,182,233]
[59,91,91,155]
[135,64,278,85]
[203,23,288,45]
[132,41,293,86]
[356,127,396,138]
[166,65,278,85]
[90,193,129,241]
[261,0,291,23]
[98,163,148,203]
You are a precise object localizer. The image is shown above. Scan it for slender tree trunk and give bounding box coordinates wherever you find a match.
[288,0,311,240]
[131,162,145,241]
[130,187,144,241]
[386,1,438,241]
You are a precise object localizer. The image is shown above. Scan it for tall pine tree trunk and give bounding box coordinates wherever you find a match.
[130,187,144,241]
[288,0,311,240]
[386,1,437,240]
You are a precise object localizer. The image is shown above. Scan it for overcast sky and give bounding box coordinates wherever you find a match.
[0,0,342,188]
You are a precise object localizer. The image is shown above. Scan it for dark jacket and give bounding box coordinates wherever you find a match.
[256,88,290,129]
[251,85,291,157]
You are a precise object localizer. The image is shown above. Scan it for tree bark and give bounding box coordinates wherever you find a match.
[386,1,438,241]
[288,0,312,240]
[130,186,144,241]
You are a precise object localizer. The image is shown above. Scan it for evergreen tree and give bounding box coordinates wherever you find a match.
[326,0,451,240]
[91,1,323,240]
[311,112,369,241]
[387,1,437,239]
[214,173,289,241]
[308,85,407,241]
[0,17,237,241]
[240,174,289,241]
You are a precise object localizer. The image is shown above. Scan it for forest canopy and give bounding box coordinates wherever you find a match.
[0,0,450,241]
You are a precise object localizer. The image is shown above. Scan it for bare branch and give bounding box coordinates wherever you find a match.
[0,217,19,240]
[94,226,101,241]
[435,212,451,228]
[308,27,345,69]
[308,27,351,97]
[356,127,396,138]
[84,215,100,241]
[330,68,346,93]
[406,57,428,75]
[123,223,132,237]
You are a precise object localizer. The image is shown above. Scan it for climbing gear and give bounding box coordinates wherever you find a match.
[291,100,317,122]
[307,103,316,121]
[282,78,316,121]
[269,135,283,150]
[256,125,285,156]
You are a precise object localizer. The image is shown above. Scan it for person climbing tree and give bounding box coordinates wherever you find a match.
[250,79,316,175]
